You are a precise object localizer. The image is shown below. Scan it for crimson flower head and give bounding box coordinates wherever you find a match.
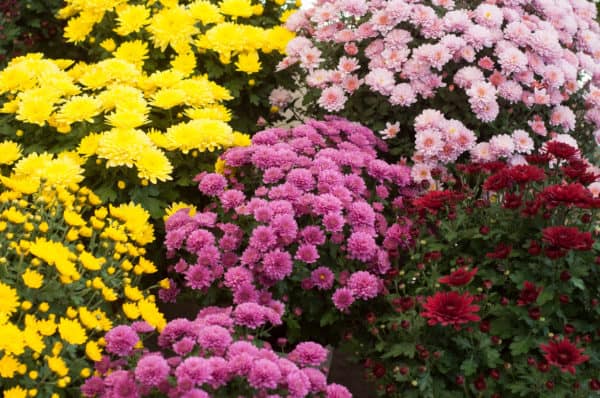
[544,141,579,160]
[486,243,512,259]
[542,226,593,254]
[517,281,543,306]
[507,165,546,185]
[540,183,594,209]
[483,169,512,191]
[438,267,478,286]
[421,291,480,327]
[411,190,463,213]
[540,338,589,375]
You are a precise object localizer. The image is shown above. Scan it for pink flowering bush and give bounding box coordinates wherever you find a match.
[275,0,600,177]
[161,117,415,343]
[350,142,600,396]
[82,307,352,398]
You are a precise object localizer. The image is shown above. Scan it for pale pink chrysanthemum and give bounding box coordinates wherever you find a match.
[470,142,495,162]
[543,65,565,89]
[379,122,400,140]
[466,81,497,105]
[389,83,417,106]
[317,86,347,112]
[471,100,499,122]
[531,29,562,60]
[299,47,323,70]
[550,105,576,132]
[443,10,471,32]
[528,117,548,137]
[337,56,360,74]
[454,66,485,89]
[474,4,503,28]
[306,69,331,88]
[364,68,396,95]
[497,47,528,74]
[415,129,444,158]
[503,21,531,47]
[512,129,534,154]
[269,88,294,108]
[587,182,600,198]
[414,109,444,131]
[410,162,433,183]
[497,80,523,103]
[341,74,362,93]
[489,134,515,158]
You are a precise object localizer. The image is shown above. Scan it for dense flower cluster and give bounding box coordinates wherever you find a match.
[57,0,299,133]
[275,0,600,169]
[163,117,414,340]
[0,160,165,397]
[356,142,600,396]
[82,306,352,398]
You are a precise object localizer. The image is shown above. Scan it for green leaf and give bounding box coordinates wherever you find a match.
[570,277,585,290]
[537,288,554,305]
[460,358,477,376]
[382,342,416,359]
[319,311,337,327]
[509,336,534,356]
[483,348,502,368]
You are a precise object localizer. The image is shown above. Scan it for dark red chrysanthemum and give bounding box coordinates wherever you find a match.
[411,190,463,213]
[540,183,594,209]
[483,169,512,191]
[517,281,542,306]
[438,267,478,286]
[503,192,522,209]
[507,165,546,185]
[542,226,593,252]
[525,153,552,165]
[544,141,579,160]
[420,291,480,327]
[486,243,512,259]
[540,338,589,375]
[560,159,600,185]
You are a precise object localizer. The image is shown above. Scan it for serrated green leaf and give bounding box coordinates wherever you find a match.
[537,288,554,305]
[382,342,416,359]
[509,336,534,356]
[483,348,502,367]
[570,277,585,290]
[319,311,337,327]
[460,358,477,376]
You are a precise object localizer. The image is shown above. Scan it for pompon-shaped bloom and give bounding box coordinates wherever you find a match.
[289,342,329,366]
[542,226,593,253]
[105,325,139,356]
[135,354,170,387]
[438,267,477,286]
[347,271,379,300]
[540,338,589,375]
[332,288,355,311]
[421,291,480,327]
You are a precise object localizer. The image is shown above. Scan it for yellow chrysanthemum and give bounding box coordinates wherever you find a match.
[138,298,166,332]
[113,40,149,68]
[23,326,45,353]
[151,87,187,109]
[189,0,224,24]
[114,4,150,36]
[136,147,173,184]
[171,52,196,76]
[163,119,234,153]
[232,131,252,147]
[0,323,25,355]
[42,153,85,187]
[58,317,87,345]
[77,133,101,157]
[109,203,155,245]
[79,251,105,271]
[85,340,103,361]
[185,104,232,121]
[15,88,57,126]
[3,385,28,398]
[220,0,254,17]
[100,38,116,52]
[46,356,69,377]
[22,269,43,289]
[0,282,20,316]
[105,108,149,129]
[96,128,154,168]
[36,317,57,336]
[0,141,22,165]
[235,51,261,74]
[122,302,140,320]
[64,14,96,44]
[56,94,101,125]
[78,307,100,330]
[147,6,198,52]
[0,354,23,378]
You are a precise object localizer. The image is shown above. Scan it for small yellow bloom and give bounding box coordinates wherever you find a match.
[22,269,43,289]
[21,301,32,311]
[38,222,49,233]
[80,367,92,378]
[85,341,102,362]
[38,302,49,313]
[58,317,87,345]
[117,180,126,190]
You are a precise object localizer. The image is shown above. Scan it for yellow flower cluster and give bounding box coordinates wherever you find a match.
[0,175,165,396]
[0,53,247,185]
[58,0,297,75]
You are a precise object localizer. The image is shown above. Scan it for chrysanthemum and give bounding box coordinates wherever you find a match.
[136,148,173,184]
[420,291,480,327]
[96,128,154,168]
[22,268,43,289]
[540,338,589,374]
[58,317,87,345]
[113,40,149,68]
[114,4,150,36]
[0,141,22,165]
[147,5,198,52]
[0,282,19,316]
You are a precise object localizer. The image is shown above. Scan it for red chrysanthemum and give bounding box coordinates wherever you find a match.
[544,141,579,160]
[540,338,589,375]
[486,243,512,259]
[560,159,600,185]
[507,165,546,185]
[540,183,595,209]
[483,169,512,191]
[420,291,480,327]
[517,281,542,306]
[411,190,463,213]
[438,267,478,286]
[542,226,593,251]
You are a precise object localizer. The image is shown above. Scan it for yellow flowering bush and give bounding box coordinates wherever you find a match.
[0,52,249,216]
[57,0,299,133]
[0,156,166,397]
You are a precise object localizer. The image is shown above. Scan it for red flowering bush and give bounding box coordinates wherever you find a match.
[352,143,600,396]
